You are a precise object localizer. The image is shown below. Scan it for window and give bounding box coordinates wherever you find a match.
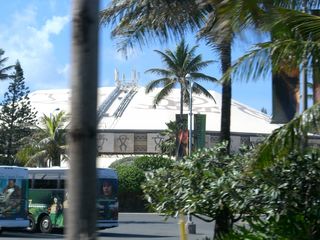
[34,179,58,189]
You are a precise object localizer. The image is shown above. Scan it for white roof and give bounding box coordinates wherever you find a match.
[29,86,280,134]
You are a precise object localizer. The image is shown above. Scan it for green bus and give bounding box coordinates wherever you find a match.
[0,166,29,233]
[27,167,118,233]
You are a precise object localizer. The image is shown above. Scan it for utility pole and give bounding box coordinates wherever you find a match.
[186,73,196,235]
[67,0,99,239]
[301,0,308,112]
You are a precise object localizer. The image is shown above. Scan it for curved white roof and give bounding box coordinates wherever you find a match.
[29,86,280,134]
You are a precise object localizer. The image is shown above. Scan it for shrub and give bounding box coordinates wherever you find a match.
[109,155,174,212]
[133,155,173,171]
[115,165,145,193]
[109,156,136,169]
[114,164,146,212]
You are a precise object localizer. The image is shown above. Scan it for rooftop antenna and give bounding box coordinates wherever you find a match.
[115,68,121,88]
[132,69,138,88]
[122,73,126,89]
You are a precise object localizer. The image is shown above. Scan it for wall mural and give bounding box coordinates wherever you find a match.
[96,132,294,154]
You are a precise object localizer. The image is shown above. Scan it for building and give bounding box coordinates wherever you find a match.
[29,84,281,166]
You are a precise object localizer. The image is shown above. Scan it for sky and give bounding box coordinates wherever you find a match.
[0,0,273,114]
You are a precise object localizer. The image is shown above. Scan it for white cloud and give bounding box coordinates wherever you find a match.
[0,5,70,97]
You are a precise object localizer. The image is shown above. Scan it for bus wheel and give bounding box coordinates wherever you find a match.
[26,214,36,232]
[39,215,52,233]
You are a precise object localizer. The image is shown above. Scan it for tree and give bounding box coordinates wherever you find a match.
[100,0,258,154]
[100,0,320,236]
[142,143,253,239]
[0,49,13,81]
[67,0,99,239]
[219,2,320,113]
[0,61,37,165]
[23,111,68,167]
[145,39,217,116]
[99,1,250,236]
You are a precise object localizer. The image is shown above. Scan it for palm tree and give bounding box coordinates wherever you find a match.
[0,49,13,81]
[145,39,217,116]
[25,111,68,167]
[221,5,320,166]
[100,1,255,236]
[67,0,99,239]
[100,0,320,236]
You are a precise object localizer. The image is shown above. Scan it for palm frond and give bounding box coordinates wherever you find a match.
[25,150,47,167]
[274,7,320,41]
[100,0,208,53]
[221,39,320,83]
[145,68,173,77]
[252,102,320,169]
[193,83,217,103]
[145,78,174,93]
[152,82,175,107]
[190,72,218,83]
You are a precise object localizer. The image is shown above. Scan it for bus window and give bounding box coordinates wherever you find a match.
[34,179,58,189]
[28,179,33,189]
[59,180,65,189]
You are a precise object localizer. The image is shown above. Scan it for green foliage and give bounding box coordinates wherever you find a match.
[0,49,13,81]
[113,164,146,212]
[159,120,188,157]
[133,155,173,171]
[222,149,320,240]
[142,143,250,220]
[16,145,39,166]
[20,111,68,167]
[110,154,173,211]
[253,102,320,169]
[145,39,217,114]
[108,156,136,169]
[115,164,146,193]
[0,61,37,165]
[100,1,207,53]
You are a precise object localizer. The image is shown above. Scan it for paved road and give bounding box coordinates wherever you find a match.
[0,213,214,240]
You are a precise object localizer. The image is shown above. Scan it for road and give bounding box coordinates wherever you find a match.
[0,213,214,240]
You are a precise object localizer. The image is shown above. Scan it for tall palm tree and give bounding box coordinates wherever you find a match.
[25,111,68,167]
[221,5,320,167]
[0,49,13,81]
[145,39,217,116]
[67,0,99,239]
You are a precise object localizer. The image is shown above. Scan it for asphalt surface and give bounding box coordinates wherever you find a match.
[0,213,214,240]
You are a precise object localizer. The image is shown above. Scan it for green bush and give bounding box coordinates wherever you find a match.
[133,155,173,171]
[114,164,146,212]
[109,155,174,212]
[109,156,136,168]
[115,165,145,193]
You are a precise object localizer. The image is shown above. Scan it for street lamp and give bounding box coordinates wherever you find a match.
[185,73,196,234]
[186,73,193,156]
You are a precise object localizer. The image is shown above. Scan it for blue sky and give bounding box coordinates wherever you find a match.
[0,0,272,114]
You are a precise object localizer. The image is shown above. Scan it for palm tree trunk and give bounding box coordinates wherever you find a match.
[52,150,60,167]
[67,0,99,239]
[180,87,183,116]
[219,41,232,153]
[312,10,320,104]
[313,63,320,104]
